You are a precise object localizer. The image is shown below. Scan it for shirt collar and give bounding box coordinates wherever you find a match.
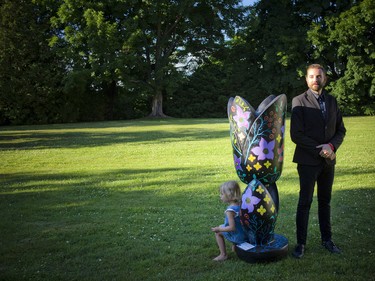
[309,89,325,100]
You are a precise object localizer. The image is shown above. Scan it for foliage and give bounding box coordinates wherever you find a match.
[0,0,65,125]
[0,117,374,280]
[166,0,311,118]
[318,0,375,115]
[50,0,244,118]
[165,59,230,118]
[308,0,375,115]
[248,0,310,97]
[297,0,353,76]
[0,0,374,124]
[50,0,133,120]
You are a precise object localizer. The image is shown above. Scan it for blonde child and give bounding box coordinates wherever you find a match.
[211,180,246,261]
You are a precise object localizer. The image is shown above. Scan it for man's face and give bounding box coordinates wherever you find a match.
[306,67,326,92]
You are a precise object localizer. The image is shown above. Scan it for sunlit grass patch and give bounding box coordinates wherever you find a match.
[0,117,374,281]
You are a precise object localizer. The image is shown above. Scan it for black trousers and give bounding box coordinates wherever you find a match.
[296,163,335,245]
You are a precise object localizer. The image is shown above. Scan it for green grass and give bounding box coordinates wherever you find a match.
[0,117,374,281]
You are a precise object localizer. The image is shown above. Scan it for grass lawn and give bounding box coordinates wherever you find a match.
[0,117,374,281]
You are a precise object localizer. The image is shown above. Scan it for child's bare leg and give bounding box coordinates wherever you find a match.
[213,232,228,261]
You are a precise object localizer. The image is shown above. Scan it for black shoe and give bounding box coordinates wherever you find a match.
[322,240,341,254]
[292,244,305,259]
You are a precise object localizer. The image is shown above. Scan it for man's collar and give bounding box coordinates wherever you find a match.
[308,89,325,99]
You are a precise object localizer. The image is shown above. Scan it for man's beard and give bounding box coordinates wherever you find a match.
[311,83,322,91]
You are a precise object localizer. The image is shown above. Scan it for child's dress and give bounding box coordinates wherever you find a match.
[222,205,247,244]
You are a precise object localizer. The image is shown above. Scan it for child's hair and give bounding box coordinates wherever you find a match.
[220,180,242,203]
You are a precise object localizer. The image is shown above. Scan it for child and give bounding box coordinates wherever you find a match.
[211,180,246,261]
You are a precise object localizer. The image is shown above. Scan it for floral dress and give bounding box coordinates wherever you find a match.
[221,205,246,244]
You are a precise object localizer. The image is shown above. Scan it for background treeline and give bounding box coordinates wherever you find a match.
[0,0,374,125]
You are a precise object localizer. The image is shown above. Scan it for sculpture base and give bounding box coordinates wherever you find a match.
[235,234,288,263]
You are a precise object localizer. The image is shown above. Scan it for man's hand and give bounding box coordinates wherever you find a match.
[317,144,335,160]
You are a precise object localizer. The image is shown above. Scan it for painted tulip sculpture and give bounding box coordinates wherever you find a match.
[227,95,288,262]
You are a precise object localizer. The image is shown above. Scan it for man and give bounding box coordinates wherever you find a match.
[290,64,346,259]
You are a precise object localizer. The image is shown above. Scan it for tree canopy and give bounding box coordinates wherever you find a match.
[0,0,373,125]
[307,0,375,115]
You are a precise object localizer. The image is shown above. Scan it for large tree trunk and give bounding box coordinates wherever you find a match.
[149,89,168,118]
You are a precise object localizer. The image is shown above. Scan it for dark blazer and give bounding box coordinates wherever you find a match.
[290,89,346,166]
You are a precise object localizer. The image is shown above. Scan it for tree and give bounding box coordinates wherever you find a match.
[209,0,312,108]
[50,0,244,118]
[0,0,64,124]
[164,56,230,118]
[50,1,127,120]
[253,0,310,96]
[166,0,315,116]
[307,0,375,115]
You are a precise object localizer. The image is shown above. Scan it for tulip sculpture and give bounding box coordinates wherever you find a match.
[227,95,288,263]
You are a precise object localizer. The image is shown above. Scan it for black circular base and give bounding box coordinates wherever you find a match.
[235,234,288,263]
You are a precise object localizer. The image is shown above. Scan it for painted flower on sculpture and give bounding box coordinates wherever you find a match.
[238,131,246,142]
[251,137,275,160]
[241,187,261,213]
[257,205,267,216]
[234,154,243,171]
[233,105,250,129]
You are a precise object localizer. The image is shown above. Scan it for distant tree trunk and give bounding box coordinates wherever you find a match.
[149,89,168,118]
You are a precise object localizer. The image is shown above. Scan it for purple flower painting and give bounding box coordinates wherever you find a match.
[233,105,250,129]
[241,187,261,213]
[251,137,275,160]
[234,154,243,171]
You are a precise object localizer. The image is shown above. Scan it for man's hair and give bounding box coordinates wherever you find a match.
[306,64,327,76]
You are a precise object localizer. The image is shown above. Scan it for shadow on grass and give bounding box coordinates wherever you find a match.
[0,123,228,151]
[0,166,374,280]
[335,166,375,176]
[0,118,229,131]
